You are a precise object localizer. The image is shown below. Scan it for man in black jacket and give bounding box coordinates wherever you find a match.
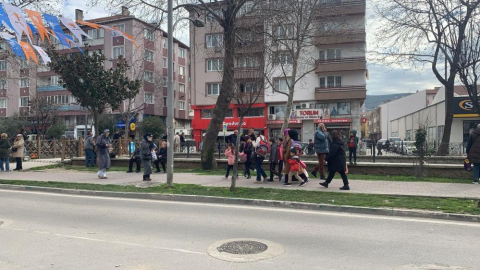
[126,147,141,173]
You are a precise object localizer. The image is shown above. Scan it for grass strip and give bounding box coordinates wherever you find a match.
[27,164,470,184]
[1,179,479,215]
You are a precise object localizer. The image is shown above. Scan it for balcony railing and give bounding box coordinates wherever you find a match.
[37,85,64,92]
[315,84,366,100]
[315,30,366,45]
[53,38,105,50]
[316,0,366,16]
[58,104,85,111]
[316,85,366,91]
[316,57,366,72]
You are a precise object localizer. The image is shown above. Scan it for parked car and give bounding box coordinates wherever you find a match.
[362,138,373,148]
[403,141,417,156]
[389,137,401,152]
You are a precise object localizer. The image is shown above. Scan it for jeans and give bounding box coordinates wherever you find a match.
[226,165,235,177]
[313,153,326,177]
[255,156,267,181]
[85,150,95,167]
[349,147,357,163]
[244,160,252,177]
[325,170,349,186]
[15,157,22,170]
[129,158,141,172]
[0,158,9,171]
[474,163,480,181]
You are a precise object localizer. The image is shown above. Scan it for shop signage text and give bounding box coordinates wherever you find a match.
[453,97,480,117]
[314,118,352,123]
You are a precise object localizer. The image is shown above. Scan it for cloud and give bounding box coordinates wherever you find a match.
[63,1,110,20]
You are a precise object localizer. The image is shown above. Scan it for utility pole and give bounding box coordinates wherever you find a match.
[166,0,174,187]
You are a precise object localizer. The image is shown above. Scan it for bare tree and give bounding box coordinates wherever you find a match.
[27,93,60,137]
[372,0,480,155]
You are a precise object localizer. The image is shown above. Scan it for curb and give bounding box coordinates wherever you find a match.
[1,184,479,223]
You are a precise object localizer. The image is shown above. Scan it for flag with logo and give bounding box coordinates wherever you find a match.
[32,45,51,63]
[0,4,14,31]
[3,3,32,43]
[19,41,38,64]
[25,9,50,43]
[43,13,70,48]
[0,32,26,59]
[59,17,91,45]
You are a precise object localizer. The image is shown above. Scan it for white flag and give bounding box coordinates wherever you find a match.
[59,17,91,45]
[3,3,31,43]
[0,32,14,40]
[32,45,51,63]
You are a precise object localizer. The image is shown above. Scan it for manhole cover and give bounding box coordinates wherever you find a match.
[217,240,268,254]
[207,238,284,262]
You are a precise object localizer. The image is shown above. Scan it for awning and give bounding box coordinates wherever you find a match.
[203,131,234,137]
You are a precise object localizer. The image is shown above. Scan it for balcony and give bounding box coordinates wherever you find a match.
[316,57,366,73]
[59,104,85,111]
[315,85,366,100]
[315,30,366,45]
[234,67,264,80]
[316,0,366,17]
[37,85,64,92]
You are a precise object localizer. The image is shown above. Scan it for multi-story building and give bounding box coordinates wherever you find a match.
[0,7,191,138]
[189,0,367,143]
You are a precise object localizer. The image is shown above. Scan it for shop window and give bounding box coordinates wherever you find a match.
[202,109,233,118]
[241,107,264,117]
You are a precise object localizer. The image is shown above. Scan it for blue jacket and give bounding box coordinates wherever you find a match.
[314,129,329,154]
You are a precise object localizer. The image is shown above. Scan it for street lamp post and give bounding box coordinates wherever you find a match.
[166,3,204,187]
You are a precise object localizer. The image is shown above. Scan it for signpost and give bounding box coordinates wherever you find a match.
[223,122,227,144]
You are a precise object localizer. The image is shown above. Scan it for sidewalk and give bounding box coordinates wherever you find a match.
[0,169,479,199]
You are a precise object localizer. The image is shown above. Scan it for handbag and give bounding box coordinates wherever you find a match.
[11,147,18,152]
[152,151,158,161]
[464,158,472,171]
[239,152,247,163]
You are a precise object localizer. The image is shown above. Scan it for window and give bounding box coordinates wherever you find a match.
[179,66,186,76]
[88,28,104,39]
[206,34,223,48]
[406,130,413,141]
[0,60,6,71]
[144,29,155,41]
[0,80,6,89]
[274,52,292,65]
[206,9,223,22]
[163,57,167,68]
[0,98,6,108]
[236,56,259,68]
[269,105,287,118]
[319,49,341,60]
[179,83,185,93]
[162,77,167,87]
[179,101,185,110]
[49,95,69,104]
[144,92,154,104]
[241,107,264,117]
[0,42,6,50]
[273,78,291,92]
[201,109,213,118]
[19,96,29,107]
[273,25,293,39]
[112,24,125,37]
[20,58,28,69]
[51,75,60,85]
[163,97,167,106]
[162,39,167,48]
[319,76,341,88]
[88,49,103,56]
[20,78,29,88]
[206,59,223,71]
[145,50,154,62]
[207,83,221,96]
[337,102,350,115]
[179,48,186,58]
[144,71,154,83]
[202,109,233,118]
[113,46,124,58]
[239,82,258,93]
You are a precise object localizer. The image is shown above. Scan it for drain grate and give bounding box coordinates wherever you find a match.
[217,241,268,255]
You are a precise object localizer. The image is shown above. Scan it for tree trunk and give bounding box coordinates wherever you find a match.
[201,17,237,170]
[437,82,455,156]
[280,56,299,137]
[231,116,244,191]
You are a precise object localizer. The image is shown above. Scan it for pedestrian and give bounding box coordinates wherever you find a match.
[254,131,268,183]
[0,133,12,172]
[224,143,237,179]
[11,134,24,171]
[307,139,314,156]
[228,130,238,146]
[180,132,185,152]
[312,123,329,180]
[174,132,180,152]
[154,141,168,173]
[319,130,350,190]
[282,128,292,184]
[141,133,154,181]
[242,136,254,179]
[84,130,95,168]
[377,140,383,156]
[285,148,306,187]
[96,129,111,179]
[248,128,257,171]
[348,130,358,165]
[385,140,391,152]
[126,146,141,173]
[466,124,480,184]
[268,138,280,182]
[277,137,284,181]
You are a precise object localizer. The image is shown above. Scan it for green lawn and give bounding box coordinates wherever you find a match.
[27,164,470,184]
[0,179,479,215]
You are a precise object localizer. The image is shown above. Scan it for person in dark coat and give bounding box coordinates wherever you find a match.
[126,147,141,173]
[228,130,238,146]
[84,131,95,167]
[268,138,280,182]
[0,133,12,172]
[141,133,154,181]
[241,136,253,179]
[96,129,111,179]
[466,124,480,184]
[154,141,168,173]
[312,123,329,179]
[348,130,359,165]
[320,130,350,190]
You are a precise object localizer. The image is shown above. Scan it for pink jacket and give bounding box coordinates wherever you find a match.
[225,148,235,165]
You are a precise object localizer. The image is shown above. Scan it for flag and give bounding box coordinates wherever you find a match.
[3,3,32,43]
[0,4,14,31]
[32,45,51,63]
[59,17,91,45]
[0,34,26,60]
[25,9,50,43]
[76,20,101,29]
[27,22,38,36]
[20,41,38,64]
[65,34,83,54]
[43,13,70,47]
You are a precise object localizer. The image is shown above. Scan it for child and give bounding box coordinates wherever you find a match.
[285,148,307,187]
[224,143,236,179]
[268,138,280,182]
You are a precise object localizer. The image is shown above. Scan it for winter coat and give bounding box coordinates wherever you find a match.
[269,142,279,164]
[96,134,111,169]
[278,143,284,161]
[287,156,300,172]
[84,135,95,151]
[12,138,24,158]
[241,142,253,162]
[141,140,153,161]
[0,138,12,159]
[314,129,329,154]
[326,139,347,173]
[282,138,292,174]
[157,147,167,161]
[467,128,480,163]
[225,148,235,165]
[130,148,141,159]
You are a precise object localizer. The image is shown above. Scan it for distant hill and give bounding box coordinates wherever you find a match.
[363,93,412,111]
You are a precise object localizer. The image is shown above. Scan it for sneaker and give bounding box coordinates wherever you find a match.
[283,183,292,187]
[97,175,102,179]
[155,170,161,173]
[299,181,307,187]
[136,171,141,173]
[311,171,317,178]
[319,182,328,188]
[246,176,251,179]
[340,186,350,190]
[473,180,479,185]
[254,180,262,184]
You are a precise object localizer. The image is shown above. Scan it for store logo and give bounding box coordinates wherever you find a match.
[224,121,246,127]
[459,100,475,111]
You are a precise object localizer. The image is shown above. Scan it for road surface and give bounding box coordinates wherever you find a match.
[1,190,479,270]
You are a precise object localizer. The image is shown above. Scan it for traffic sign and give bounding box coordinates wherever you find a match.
[223,123,227,133]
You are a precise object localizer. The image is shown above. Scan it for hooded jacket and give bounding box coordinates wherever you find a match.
[314,129,329,154]
[467,128,480,163]
[326,139,347,173]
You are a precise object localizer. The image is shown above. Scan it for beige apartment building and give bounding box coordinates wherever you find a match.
[189,0,367,143]
[0,7,191,138]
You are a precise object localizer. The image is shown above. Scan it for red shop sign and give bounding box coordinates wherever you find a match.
[314,118,351,123]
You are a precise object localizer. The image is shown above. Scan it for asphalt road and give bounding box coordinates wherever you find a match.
[1,190,479,270]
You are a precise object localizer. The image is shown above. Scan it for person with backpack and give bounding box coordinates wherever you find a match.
[312,123,329,180]
[12,134,25,171]
[320,130,350,190]
[268,138,280,182]
[254,131,268,183]
[241,136,254,179]
[277,138,284,181]
[348,130,359,165]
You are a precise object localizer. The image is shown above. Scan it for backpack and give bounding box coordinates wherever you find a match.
[255,136,270,157]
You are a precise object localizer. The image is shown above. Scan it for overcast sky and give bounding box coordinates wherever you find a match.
[65,0,441,96]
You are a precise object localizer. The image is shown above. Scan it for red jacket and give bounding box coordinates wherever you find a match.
[287,158,300,172]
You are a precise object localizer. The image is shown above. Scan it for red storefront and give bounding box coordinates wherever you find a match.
[191,103,268,143]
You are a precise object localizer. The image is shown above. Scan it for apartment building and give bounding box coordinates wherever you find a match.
[189,0,367,143]
[0,7,191,138]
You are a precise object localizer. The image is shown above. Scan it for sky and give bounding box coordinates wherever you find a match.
[63,0,441,96]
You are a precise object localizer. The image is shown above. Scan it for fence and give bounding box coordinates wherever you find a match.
[25,139,80,160]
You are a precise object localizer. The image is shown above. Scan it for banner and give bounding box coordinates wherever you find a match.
[27,22,38,36]
[59,17,91,45]
[1,34,26,59]
[65,34,84,54]
[19,41,38,64]
[32,45,51,63]
[0,4,14,31]
[43,13,70,48]
[3,3,31,43]
[25,9,50,43]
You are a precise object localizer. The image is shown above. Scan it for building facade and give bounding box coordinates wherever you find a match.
[0,8,191,138]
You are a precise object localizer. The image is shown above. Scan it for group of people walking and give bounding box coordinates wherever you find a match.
[0,132,27,172]
[224,125,351,190]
